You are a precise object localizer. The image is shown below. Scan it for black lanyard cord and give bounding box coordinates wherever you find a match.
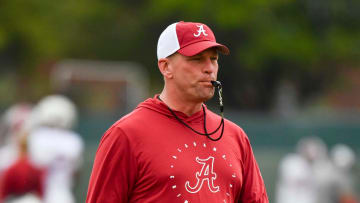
[158,92,224,141]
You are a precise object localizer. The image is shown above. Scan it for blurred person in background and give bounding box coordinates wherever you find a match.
[0,104,32,175]
[87,21,268,202]
[309,137,336,203]
[0,129,44,203]
[27,95,84,203]
[329,144,358,203]
[276,137,317,203]
[276,136,332,203]
[0,104,44,203]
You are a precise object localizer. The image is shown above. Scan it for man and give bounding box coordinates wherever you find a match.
[0,132,44,203]
[276,136,335,203]
[87,21,268,203]
[0,104,32,175]
[276,137,320,203]
[330,144,358,203]
[0,104,44,203]
[27,95,84,203]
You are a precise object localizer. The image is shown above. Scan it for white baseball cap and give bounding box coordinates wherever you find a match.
[157,21,230,60]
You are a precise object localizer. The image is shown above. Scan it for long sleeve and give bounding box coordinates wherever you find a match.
[239,132,269,203]
[86,126,138,203]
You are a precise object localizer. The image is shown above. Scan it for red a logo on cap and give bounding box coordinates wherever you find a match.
[193,25,208,37]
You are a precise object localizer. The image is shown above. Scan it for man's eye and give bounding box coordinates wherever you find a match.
[191,58,201,61]
[211,57,218,61]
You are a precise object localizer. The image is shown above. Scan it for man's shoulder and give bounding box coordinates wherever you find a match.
[108,102,163,135]
[100,102,165,145]
[114,105,153,125]
[99,108,145,145]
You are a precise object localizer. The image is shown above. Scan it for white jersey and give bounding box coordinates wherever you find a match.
[28,127,84,203]
[312,159,338,203]
[276,153,317,203]
[0,142,18,175]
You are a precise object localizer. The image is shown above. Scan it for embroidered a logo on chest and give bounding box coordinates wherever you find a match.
[168,141,238,203]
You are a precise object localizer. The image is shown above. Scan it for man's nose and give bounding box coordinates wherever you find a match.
[203,58,216,74]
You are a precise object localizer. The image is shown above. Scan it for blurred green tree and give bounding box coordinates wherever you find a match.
[0,0,359,110]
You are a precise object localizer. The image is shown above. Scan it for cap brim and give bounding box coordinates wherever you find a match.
[177,41,230,57]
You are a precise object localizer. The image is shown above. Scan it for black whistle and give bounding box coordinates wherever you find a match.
[211,81,222,88]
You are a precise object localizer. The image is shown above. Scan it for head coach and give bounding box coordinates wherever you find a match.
[86,21,269,203]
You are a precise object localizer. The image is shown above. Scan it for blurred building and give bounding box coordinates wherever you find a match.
[51,59,149,115]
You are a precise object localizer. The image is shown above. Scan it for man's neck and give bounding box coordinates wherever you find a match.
[159,90,203,116]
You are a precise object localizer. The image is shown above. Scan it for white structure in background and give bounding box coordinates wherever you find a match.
[28,95,84,203]
[51,60,149,113]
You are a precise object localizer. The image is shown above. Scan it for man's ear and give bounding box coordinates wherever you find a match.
[158,58,173,79]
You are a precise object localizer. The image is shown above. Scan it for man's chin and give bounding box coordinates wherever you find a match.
[200,92,215,102]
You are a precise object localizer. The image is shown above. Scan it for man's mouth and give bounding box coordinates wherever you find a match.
[199,81,214,87]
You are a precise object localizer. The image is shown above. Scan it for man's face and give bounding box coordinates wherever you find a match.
[167,48,219,103]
